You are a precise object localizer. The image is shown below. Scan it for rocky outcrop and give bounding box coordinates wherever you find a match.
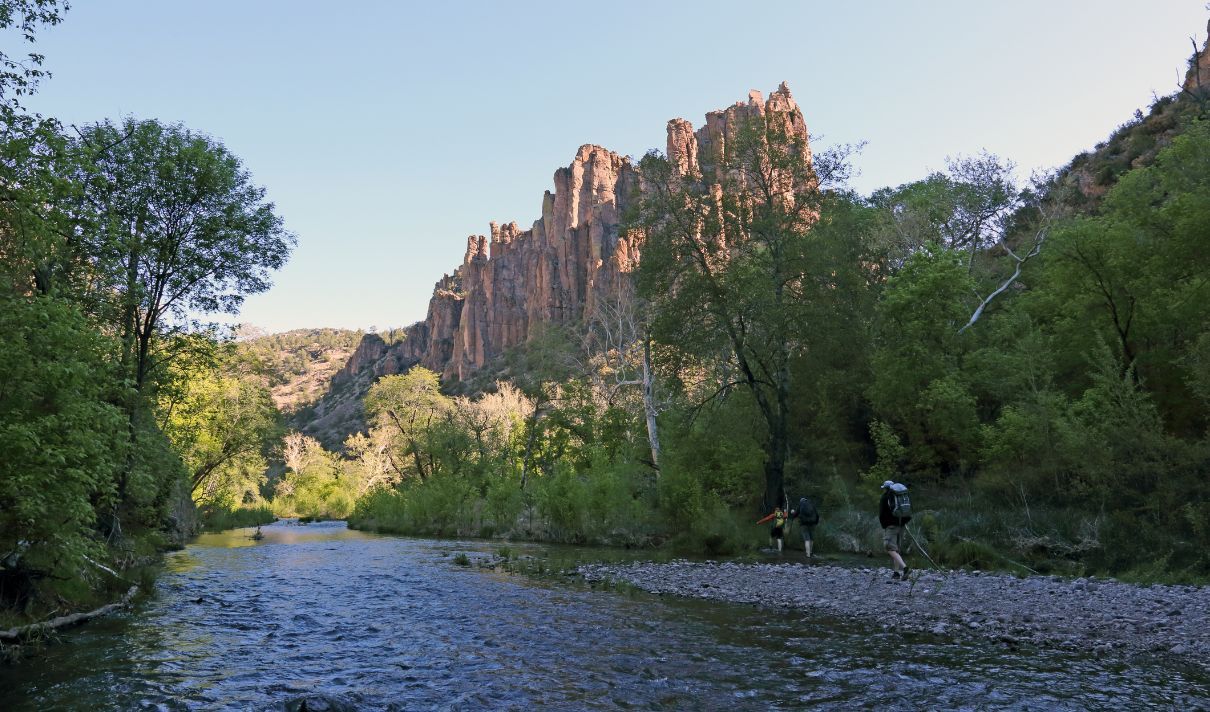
[431,82,808,383]
[1184,20,1210,96]
[297,332,421,446]
[1055,25,1210,209]
[302,84,809,446]
[442,144,642,382]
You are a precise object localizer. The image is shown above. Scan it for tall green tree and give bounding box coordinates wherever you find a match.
[60,119,293,515]
[867,247,981,475]
[635,110,862,510]
[1038,122,1210,434]
[364,367,452,480]
[70,118,295,396]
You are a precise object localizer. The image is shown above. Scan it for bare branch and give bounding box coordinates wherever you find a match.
[958,219,1049,334]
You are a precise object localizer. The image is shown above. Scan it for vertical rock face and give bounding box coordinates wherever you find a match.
[439,143,644,381]
[305,84,809,445]
[1185,21,1210,95]
[427,83,807,382]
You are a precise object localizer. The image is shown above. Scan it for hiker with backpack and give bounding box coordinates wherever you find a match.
[755,506,788,553]
[879,480,912,580]
[789,495,820,559]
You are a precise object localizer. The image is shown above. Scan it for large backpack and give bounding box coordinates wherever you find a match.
[797,497,820,526]
[889,483,912,522]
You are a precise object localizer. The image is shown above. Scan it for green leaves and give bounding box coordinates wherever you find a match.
[0,0,68,107]
[0,294,125,575]
[1040,122,1210,435]
[634,111,864,508]
[63,118,295,392]
[159,341,279,508]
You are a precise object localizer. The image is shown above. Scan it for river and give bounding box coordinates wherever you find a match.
[2,520,1207,710]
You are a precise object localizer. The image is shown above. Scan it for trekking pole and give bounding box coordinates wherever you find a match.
[904,524,942,571]
[954,535,1040,576]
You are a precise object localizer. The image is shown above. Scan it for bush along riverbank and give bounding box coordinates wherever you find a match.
[348,466,1208,585]
[2,506,273,658]
[0,540,165,660]
[199,505,277,532]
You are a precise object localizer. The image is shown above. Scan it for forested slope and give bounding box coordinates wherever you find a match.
[336,32,1210,581]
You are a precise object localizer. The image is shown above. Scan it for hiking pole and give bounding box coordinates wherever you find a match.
[904,524,942,571]
[901,524,952,598]
[953,535,1040,576]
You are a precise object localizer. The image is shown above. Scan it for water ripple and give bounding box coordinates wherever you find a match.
[2,520,1208,710]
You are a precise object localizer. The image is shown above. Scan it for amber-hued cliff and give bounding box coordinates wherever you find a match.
[1185,20,1210,95]
[301,84,809,446]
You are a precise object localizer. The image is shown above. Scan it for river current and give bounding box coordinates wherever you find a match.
[2,520,1207,710]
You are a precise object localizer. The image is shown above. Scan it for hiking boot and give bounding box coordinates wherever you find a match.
[902,564,911,579]
[891,571,902,581]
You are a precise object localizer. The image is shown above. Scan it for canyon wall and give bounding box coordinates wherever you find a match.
[301,84,809,446]
[1185,20,1210,95]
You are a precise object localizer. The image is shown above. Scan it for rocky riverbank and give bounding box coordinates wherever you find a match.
[577,560,1210,671]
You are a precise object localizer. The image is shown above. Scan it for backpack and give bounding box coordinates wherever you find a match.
[797,497,819,526]
[889,483,912,522]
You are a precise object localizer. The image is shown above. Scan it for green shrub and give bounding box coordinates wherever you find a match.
[201,504,275,531]
[484,476,525,535]
[933,538,999,570]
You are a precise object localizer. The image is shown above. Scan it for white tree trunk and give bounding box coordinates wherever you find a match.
[641,338,662,470]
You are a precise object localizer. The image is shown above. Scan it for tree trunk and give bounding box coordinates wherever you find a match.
[764,410,789,512]
[763,352,792,512]
[519,392,544,490]
[641,338,661,471]
[0,585,139,641]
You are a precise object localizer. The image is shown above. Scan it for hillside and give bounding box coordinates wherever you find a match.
[1053,21,1210,207]
[236,328,365,415]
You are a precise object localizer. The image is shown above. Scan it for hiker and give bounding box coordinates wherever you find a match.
[756,506,788,553]
[879,480,912,580]
[790,495,820,559]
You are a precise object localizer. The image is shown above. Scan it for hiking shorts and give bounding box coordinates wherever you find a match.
[801,526,815,543]
[771,526,784,539]
[883,525,904,553]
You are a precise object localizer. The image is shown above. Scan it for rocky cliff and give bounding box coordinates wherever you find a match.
[301,84,809,447]
[1053,26,1210,209]
[1184,20,1210,96]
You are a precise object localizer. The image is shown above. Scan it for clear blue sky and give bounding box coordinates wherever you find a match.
[23,1,1209,333]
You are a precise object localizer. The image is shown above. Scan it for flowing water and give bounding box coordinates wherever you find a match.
[2,520,1207,710]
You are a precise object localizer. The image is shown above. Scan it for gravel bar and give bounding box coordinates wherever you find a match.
[577,560,1210,670]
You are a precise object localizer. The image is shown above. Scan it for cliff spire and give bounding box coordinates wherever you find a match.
[328,84,807,393]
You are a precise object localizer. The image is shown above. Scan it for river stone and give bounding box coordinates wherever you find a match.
[575,560,1210,671]
[283,695,358,712]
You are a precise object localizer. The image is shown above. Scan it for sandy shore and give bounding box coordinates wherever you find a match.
[577,560,1210,670]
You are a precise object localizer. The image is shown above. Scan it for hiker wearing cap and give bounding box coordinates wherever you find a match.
[879,481,912,580]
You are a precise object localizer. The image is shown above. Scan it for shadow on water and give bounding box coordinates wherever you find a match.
[1,520,1207,710]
